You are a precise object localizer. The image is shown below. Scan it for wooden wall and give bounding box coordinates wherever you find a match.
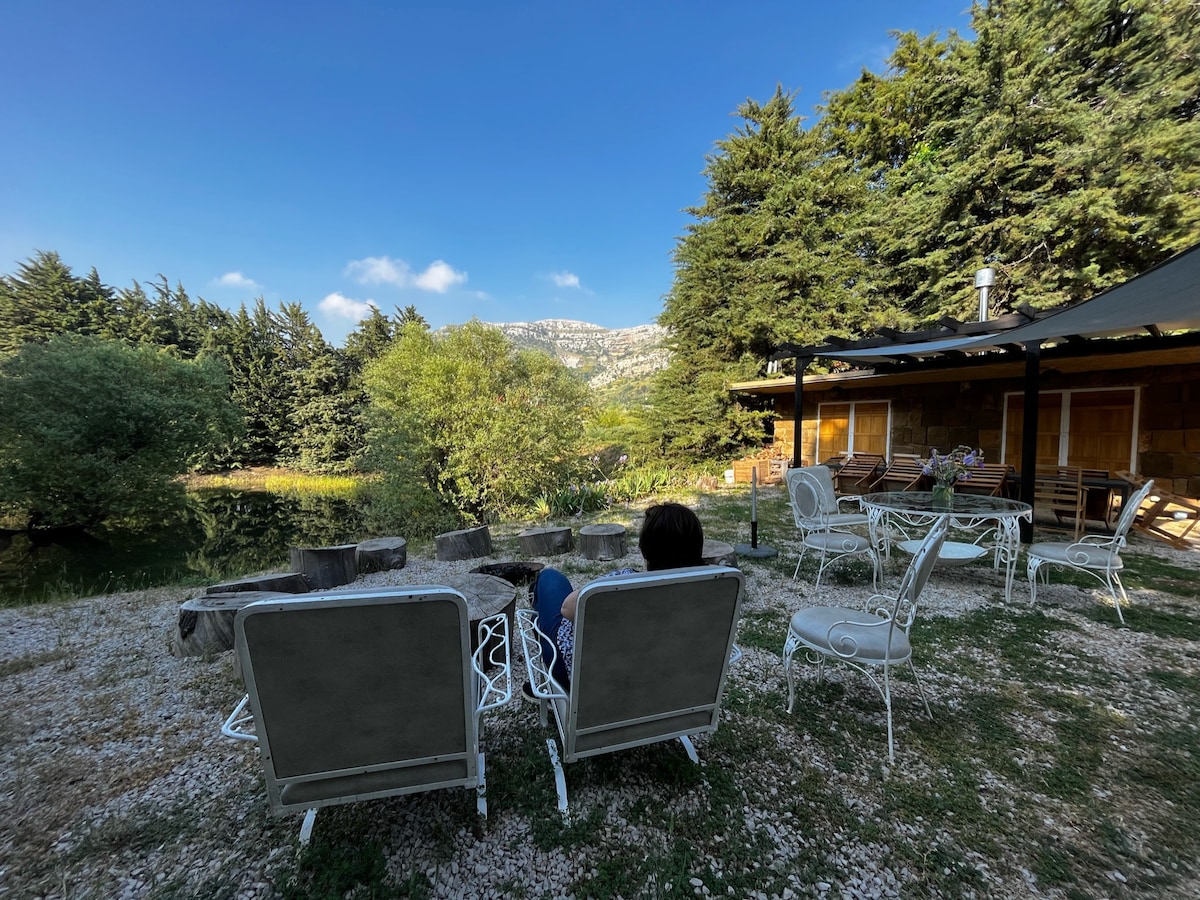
[767,362,1200,497]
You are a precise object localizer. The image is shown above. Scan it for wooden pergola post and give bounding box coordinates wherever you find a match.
[792,355,812,469]
[1018,340,1043,543]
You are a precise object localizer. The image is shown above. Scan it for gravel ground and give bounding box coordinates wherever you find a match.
[2,520,1197,899]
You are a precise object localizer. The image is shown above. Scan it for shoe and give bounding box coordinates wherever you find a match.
[521,681,537,703]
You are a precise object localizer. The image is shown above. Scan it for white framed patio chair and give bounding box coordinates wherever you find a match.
[787,465,879,588]
[221,586,511,843]
[783,517,948,762]
[1026,478,1155,624]
[516,565,744,815]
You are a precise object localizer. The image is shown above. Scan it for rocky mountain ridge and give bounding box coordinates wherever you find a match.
[486,319,670,388]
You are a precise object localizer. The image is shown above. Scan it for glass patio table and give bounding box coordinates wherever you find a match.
[861,491,1033,603]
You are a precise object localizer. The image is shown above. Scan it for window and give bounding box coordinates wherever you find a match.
[1002,388,1138,474]
[817,401,890,459]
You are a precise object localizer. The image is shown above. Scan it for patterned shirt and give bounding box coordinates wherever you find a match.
[553,568,636,677]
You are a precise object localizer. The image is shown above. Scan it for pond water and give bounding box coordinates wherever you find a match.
[0,489,368,605]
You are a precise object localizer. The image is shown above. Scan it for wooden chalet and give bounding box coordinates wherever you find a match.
[730,243,1200,541]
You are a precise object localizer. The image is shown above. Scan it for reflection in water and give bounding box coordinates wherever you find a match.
[0,488,367,604]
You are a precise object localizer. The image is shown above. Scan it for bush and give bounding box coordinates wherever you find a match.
[0,335,239,529]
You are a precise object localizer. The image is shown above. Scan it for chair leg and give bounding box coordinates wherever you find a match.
[1027,558,1042,606]
[783,631,799,713]
[678,735,700,764]
[906,660,933,720]
[792,546,806,581]
[298,808,318,845]
[1108,571,1128,625]
[882,665,896,763]
[476,751,488,818]
[545,737,569,818]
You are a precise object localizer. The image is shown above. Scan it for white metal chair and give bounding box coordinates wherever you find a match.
[1026,478,1156,623]
[784,517,948,762]
[222,586,511,843]
[516,566,744,815]
[787,465,879,588]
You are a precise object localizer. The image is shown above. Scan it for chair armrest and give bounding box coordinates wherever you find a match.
[515,609,569,701]
[838,494,864,511]
[221,694,257,742]
[825,611,891,660]
[1073,534,1116,548]
[472,612,513,715]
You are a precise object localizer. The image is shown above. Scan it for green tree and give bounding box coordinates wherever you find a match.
[654,88,882,459]
[0,251,119,353]
[0,335,239,529]
[363,320,591,520]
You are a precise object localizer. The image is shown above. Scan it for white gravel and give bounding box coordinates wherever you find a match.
[2,512,1198,899]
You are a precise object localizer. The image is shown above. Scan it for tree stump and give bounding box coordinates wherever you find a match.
[172,591,289,657]
[289,544,358,590]
[205,573,310,595]
[356,537,407,574]
[470,561,544,586]
[702,539,738,568]
[444,573,519,663]
[435,525,493,561]
[518,526,574,556]
[579,524,627,561]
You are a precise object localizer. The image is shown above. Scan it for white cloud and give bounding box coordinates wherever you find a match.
[319,292,377,321]
[550,271,581,289]
[413,259,468,293]
[215,271,260,290]
[344,255,467,293]
[344,256,411,287]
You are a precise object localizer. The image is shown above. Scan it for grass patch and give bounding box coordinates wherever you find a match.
[0,647,68,677]
[735,609,788,655]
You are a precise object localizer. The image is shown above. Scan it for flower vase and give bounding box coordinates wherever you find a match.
[932,483,955,510]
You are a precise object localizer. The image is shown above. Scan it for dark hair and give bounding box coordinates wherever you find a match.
[638,502,704,571]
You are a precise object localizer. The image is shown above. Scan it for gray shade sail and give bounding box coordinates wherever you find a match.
[789,242,1200,366]
[989,242,1200,346]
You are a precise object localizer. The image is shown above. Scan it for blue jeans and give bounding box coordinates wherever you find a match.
[531,568,573,688]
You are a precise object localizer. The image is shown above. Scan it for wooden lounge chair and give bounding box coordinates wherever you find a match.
[866,455,926,492]
[1116,471,1200,549]
[955,462,1011,497]
[516,566,744,815]
[831,453,886,494]
[222,587,511,843]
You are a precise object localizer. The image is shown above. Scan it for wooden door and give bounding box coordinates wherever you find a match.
[853,402,890,457]
[818,403,850,459]
[1004,394,1063,468]
[1066,390,1135,474]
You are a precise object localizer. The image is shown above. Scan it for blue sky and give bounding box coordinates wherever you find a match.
[1,1,973,346]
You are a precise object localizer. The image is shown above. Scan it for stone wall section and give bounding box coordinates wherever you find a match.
[773,362,1200,497]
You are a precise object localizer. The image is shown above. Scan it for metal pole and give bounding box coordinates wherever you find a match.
[750,468,758,548]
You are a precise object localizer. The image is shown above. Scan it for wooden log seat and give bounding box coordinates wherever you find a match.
[290,544,359,590]
[173,591,290,657]
[579,524,627,561]
[355,536,408,574]
[204,572,310,595]
[435,525,493,561]
[443,573,519,662]
[518,526,574,556]
[701,539,738,568]
[470,561,545,586]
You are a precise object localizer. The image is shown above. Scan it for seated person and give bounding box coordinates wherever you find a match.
[526,502,705,698]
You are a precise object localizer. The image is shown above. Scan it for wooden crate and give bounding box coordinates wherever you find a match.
[732,459,770,484]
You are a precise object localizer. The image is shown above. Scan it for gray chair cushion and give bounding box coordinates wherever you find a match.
[803,531,871,554]
[789,607,910,663]
[1028,542,1122,570]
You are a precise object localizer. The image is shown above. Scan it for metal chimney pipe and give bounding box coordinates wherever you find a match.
[975,267,996,321]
